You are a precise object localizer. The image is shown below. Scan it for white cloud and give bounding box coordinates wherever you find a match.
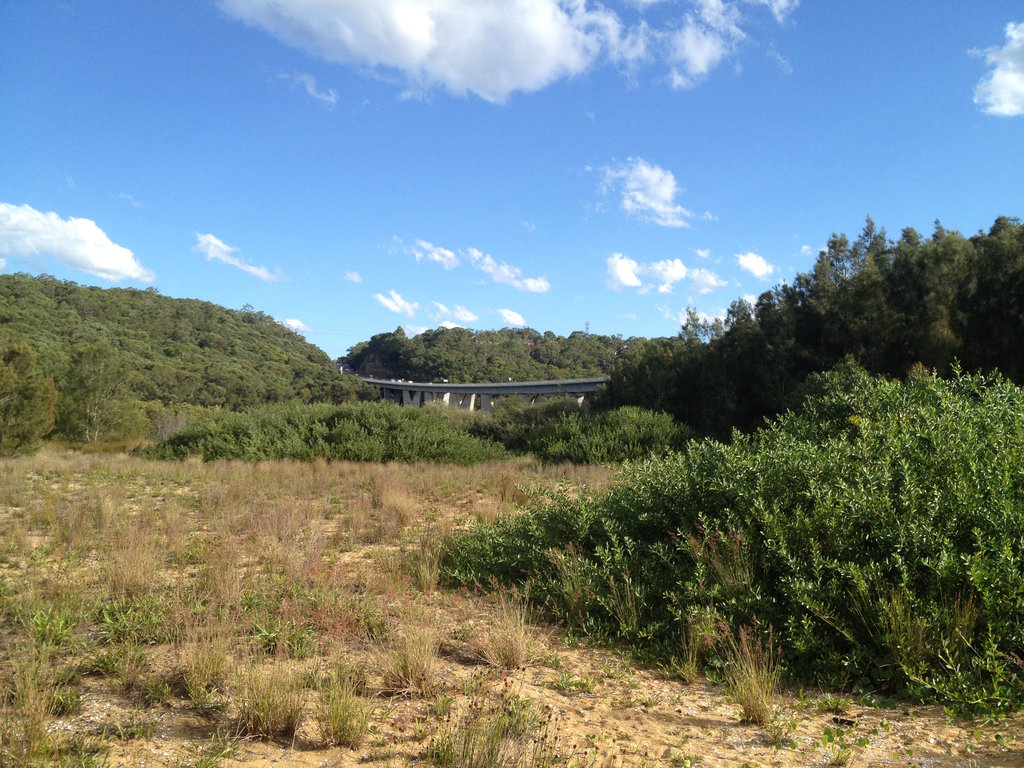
[669,19,732,88]
[404,324,428,336]
[702,211,718,221]
[648,258,689,291]
[606,252,643,290]
[344,271,363,283]
[439,320,463,329]
[220,0,623,103]
[220,0,794,101]
[607,251,725,295]
[402,237,549,292]
[193,233,280,281]
[467,248,550,292]
[750,0,800,24]
[0,257,6,271]
[432,301,479,324]
[118,193,142,208]
[282,318,311,332]
[497,308,526,326]
[973,21,1024,116]
[291,72,338,105]
[695,248,711,259]
[736,251,775,279]
[0,202,154,282]
[690,267,728,293]
[375,289,418,317]
[408,239,459,269]
[602,157,692,227]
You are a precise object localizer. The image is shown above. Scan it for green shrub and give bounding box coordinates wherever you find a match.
[149,401,507,464]
[442,364,1024,712]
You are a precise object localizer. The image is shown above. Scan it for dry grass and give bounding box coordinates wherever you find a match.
[0,452,1007,768]
[473,594,536,670]
[235,659,306,739]
[377,622,442,697]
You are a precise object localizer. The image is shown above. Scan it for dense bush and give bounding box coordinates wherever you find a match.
[468,399,692,463]
[442,363,1024,711]
[149,401,508,464]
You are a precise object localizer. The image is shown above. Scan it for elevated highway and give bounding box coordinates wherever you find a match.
[359,376,607,412]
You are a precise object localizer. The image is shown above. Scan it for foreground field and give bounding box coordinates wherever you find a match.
[1,453,1021,767]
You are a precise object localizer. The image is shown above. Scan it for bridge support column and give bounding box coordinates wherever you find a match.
[456,393,477,410]
[402,389,419,407]
[480,394,494,413]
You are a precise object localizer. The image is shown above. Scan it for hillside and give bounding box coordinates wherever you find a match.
[341,325,633,382]
[0,273,360,430]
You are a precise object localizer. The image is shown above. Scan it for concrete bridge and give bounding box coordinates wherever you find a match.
[359,376,607,412]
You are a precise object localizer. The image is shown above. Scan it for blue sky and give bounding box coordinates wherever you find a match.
[1,1,1022,360]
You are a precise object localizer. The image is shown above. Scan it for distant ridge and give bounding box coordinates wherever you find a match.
[0,273,354,410]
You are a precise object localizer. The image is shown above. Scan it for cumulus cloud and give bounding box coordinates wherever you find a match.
[401,238,549,292]
[220,0,622,102]
[0,202,154,282]
[689,267,729,293]
[497,308,526,326]
[219,0,795,101]
[601,157,692,227]
[432,301,479,324]
[344,271,363,283]
[973,21,1024,116]
[375,289,418,316]
[736,251,775,279]
[282,318,311,332]
[607,251,725,294]
[606,252,643,290]
[193,233,281,281]
[0,257,6,271]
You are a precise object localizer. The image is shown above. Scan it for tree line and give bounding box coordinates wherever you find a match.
[340,325,632,382]
[604,216,1024,438]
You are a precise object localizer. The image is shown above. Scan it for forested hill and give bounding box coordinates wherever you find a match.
[341,326,632,382]
[0,273,349,410]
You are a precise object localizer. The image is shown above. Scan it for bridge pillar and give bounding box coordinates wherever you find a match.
[456,393,476,410]
[480,394,493,413]
[402,389,418,407]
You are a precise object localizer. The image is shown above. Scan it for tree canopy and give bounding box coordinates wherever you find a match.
[603,216,1024,438]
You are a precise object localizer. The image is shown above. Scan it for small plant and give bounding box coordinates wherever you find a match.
[724,625,781,725]
[762,713,797,749]
[235,661,306,739]
[177,731,236,768]
[314,664,373,748]
[817,693,854,715]
[548,670,597,696]
[378,626,440,697]
[426,693,549,768]
[109,714,154,741]
[49,684,83,716]
[180,632,231,715]
[474,594,534,669]
[815,726,856,766]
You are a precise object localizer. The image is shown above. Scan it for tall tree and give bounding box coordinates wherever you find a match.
[0,340,57,456]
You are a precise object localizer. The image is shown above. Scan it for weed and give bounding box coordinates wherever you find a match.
[549,670,597,696]
[235,661,306,739]
[724,625,781,725]
[474,594,535,669]
[314,664,373,748]
[378,626,441,697]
